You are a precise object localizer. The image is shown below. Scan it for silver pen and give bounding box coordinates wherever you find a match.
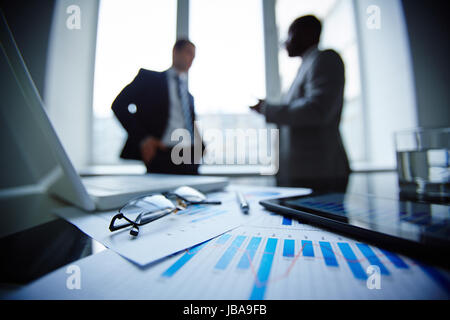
[236,191,249,214]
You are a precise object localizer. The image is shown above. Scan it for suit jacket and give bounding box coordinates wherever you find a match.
[111,68,196,160]
[264,48,350,181]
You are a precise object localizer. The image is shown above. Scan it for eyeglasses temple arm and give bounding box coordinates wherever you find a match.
[109,213,135,232]
[164,191,221,206]
[188,200,222,205]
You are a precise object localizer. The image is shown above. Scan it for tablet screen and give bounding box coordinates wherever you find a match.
[270,193,450,244]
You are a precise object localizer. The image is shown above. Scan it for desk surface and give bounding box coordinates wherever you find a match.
[1,172,449,299]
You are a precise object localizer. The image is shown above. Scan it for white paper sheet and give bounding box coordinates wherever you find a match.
[54,185,309,266]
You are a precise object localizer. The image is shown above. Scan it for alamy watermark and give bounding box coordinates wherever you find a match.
[169,122,279,175]
[366,265,381,290]
[66,5,81,30]
[66,264,81,290]
[366,5,381,30]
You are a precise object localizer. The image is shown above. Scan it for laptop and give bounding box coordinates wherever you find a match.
[0,12,228,211]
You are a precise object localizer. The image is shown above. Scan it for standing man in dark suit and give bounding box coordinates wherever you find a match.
[112,39,201,175]
[251,15,350,192]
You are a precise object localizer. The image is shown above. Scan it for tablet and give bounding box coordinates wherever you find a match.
[260,192,450,268]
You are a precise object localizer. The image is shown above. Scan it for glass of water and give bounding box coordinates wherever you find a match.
[395,128,449,201]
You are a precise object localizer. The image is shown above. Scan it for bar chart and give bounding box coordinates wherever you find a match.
[155,225,450,299]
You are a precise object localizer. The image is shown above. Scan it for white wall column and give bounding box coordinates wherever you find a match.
[262,0,281,102]
[177,0,190,39]
[45,0,100,170]
[352,0,417,168]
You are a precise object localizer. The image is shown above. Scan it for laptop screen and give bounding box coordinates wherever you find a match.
[0,11,95,211]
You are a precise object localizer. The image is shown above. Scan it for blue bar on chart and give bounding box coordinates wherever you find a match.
[216,233,232,245]
[237,237,262,269]
[215,235,246,270]
[161,242,207,278]
[250,238,278,300]
[185,205,206,215]
[283,239,295,257]
[338,242,367,280]
[282,217,292,226]
[379,249,409,269]
[356,243,390,275]
[301,240,314,257]
[319,241,338,267]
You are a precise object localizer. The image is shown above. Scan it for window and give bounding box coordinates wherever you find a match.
[189,0,265,114]
[189,0,270,171]
[91,0,363,170]
[276,0,365,163]
[92,0,177,165]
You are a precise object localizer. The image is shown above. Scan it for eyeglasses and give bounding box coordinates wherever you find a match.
[109,186,221,237]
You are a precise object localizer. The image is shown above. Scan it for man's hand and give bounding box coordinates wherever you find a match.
[249,99,265,114]
[140,137,166,164]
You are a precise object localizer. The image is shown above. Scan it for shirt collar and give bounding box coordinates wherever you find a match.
[167,67,187,81]
[302,45,319,63]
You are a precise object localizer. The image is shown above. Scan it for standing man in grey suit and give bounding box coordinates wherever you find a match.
[251,15,350,192]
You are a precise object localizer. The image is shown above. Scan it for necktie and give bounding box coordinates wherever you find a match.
[176,75,194,140]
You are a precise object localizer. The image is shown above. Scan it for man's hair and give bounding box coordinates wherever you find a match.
[173,39,195,51]
[290,15,322,44]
